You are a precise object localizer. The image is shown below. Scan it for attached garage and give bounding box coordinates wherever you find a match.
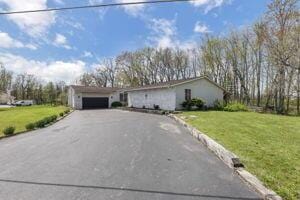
[82,97,109,109]
[68,85,120,110]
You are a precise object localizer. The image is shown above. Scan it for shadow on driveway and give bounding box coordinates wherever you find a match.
[0,179,261,200]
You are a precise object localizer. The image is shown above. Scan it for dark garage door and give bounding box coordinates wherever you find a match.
[82,97,109,109]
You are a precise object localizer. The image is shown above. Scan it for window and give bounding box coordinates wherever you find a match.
[120,93,124,102]
[119,92,128,102]
[124,93,128,102]
[185,89,191,101]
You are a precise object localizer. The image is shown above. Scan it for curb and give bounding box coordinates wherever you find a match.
[168,114,282,200]
[0,109,74,141]
[117,107,182,115]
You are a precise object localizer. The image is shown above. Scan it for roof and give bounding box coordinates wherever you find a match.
[70,76,227,93]
[124,76,227,92]
[70,85,119,94]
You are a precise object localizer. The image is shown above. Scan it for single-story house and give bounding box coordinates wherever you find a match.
[68,76,226,110]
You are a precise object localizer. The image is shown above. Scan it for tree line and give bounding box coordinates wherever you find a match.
[0,64,68,105]
[79,0,299,115]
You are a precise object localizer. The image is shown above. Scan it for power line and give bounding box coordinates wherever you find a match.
[0,0,197,15]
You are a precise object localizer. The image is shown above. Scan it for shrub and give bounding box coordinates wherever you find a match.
[213,99,224,110]
[181,100,193,110]
[153,104,160,110]
[35,119,47,128]
[224,103,248,112]
[64,109,70,114]
[44,116,53,124]
[111,101,122,108]
[50,115,57,121]
[181,98,205,110]
[25,123,35,130]
[59,112,64,117]
[3,126,15,135]
[192,98,205,110]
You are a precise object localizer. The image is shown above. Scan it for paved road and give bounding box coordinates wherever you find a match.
[0,110,261,200]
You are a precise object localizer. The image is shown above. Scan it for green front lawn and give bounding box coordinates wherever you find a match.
[180,111,300,200]
[0,105,68,136]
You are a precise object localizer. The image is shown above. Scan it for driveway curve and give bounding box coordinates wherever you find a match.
[0,110,261,200]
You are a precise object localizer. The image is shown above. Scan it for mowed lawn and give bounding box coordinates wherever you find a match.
[0,105,68,136]
[180,111,300,200]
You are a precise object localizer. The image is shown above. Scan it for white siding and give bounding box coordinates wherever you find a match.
[67,87,76,108]
[68,90,120,110]
[128,88,176,110]
[175,78,223,109]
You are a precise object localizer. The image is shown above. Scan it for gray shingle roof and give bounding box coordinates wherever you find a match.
[124,76,226,92]
[70,85,119,94]
[70,76,226,93]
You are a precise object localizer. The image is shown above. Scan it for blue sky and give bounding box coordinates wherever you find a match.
[0,0,270,83]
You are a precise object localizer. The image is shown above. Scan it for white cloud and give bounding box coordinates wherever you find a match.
[53,33,71,49]
[116,0,145,17]
[0,0,56,37]
[0,31,37,50]
[0,53,85,84]
[147,17,197,50]
[190,0,229,13]
[82,51,93,58]
[194,21,211,33]
[148,18,177,49]
[69,22,85,30]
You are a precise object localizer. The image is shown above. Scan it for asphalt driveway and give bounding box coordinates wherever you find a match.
[0,110,261,200]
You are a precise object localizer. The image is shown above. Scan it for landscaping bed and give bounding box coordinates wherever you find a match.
[179,111,300,200]
[118,107,181,115]
[0,105,70,137]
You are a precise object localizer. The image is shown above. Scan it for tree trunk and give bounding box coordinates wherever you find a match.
[286,68,294,114]
[297,67,300,115]
[256,48,262,106]
[277,66,285,114]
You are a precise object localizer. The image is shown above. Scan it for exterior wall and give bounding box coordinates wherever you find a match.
[67,87,76,108]
[175,78,224,109]
[127,88,176,110]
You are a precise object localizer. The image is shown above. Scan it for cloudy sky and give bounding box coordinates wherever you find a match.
[0,0,270,84]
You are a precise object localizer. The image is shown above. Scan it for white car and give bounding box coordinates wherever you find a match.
[14,100,34,106]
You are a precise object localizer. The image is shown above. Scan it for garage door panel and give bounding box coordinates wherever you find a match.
[82,97,109,109]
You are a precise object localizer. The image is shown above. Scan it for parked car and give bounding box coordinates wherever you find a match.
[14,100,34,106]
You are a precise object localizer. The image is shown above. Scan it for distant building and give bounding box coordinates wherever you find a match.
[0,90,15,104]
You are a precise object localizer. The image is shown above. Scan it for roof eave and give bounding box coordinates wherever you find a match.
[124,85,170,92]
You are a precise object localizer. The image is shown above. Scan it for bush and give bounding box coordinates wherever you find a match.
[35,119,47,128]
[3,126,15,135]
[192,98,205,110]
[181,98,205,110]
[181,100,193,110]
[224,103,248,112]
[59,112,64,117]
[213,99,224,110]
[50,115,57,121]
[64,109,70,114]
[153,104,160,110]
[44,116,53,124]
[25,123,35,130]
[111,101,122,108]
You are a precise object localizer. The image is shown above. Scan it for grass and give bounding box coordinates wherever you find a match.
[180,111,300,200]
[0,105,68,136]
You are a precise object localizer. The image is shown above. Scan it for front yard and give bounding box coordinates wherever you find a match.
[0,105,68,136]
[180,111,299,200]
